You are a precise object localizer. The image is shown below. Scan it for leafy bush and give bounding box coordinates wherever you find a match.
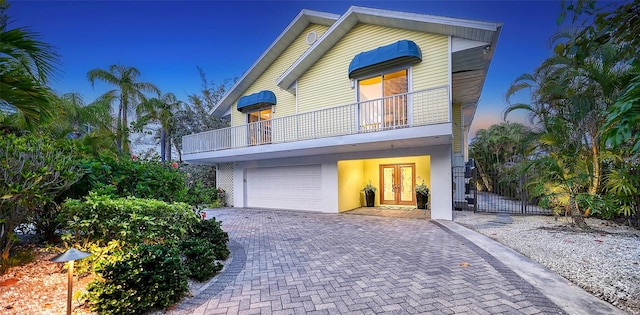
[190,218,230,261]
[86,243,188,315]
[68,153,187,201]
[181,181,218,206]
[0,133,83,269]
[179,238,222,281]
[59,193,199,247]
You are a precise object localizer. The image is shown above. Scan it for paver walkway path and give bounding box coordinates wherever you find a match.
[173,208,574,315]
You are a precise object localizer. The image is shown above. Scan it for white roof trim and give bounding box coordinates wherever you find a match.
[451,37,490,53]
[210,9,339,117]
[276,6,502,90]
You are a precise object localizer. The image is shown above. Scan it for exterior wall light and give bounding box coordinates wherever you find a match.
[50,248,92,315]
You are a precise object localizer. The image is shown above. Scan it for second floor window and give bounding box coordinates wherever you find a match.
[247,107,272,145]
[358,69,408,131]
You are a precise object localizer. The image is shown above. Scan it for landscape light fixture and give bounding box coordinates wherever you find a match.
[50,248,92,315]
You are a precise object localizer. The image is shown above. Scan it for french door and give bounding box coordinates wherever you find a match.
[358,69,408,131]
[247,108,272,145]
[379,163,415,205]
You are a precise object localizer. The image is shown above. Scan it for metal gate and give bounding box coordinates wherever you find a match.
[456,160,552,215]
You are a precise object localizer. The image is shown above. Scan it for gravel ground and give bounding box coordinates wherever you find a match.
[453,210,640,314]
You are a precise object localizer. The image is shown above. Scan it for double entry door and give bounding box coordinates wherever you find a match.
[379,163,415,205]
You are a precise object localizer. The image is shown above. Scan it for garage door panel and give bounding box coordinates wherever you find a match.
[246,165,323,211]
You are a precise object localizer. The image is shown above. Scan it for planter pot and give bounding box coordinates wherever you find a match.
[365,191,375,207]
[416,193,429,209]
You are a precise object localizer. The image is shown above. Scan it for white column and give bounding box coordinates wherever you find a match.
[321,162,339,213]
[233,163,245,208]
[430,144,453,220]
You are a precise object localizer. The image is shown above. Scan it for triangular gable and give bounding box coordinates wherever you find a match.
[210,9,339,117]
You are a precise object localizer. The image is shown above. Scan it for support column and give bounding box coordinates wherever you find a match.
[430,144,453,220]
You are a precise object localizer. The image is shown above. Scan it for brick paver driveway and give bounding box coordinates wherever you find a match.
[176,208,565,315]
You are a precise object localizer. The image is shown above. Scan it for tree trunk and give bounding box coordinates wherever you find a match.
[165,131,172,162]
[122,100,130,153]
[116,104,123,153]
[160,129,166,162]
[589,140,600,195]
[569,193,590,230]
[173,141,182,162]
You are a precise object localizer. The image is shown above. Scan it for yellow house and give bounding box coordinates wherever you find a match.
[182,6,501,220]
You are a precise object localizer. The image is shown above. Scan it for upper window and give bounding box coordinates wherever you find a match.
[358,69,408,130]
[247,107,271,123]
[247,107,272,145]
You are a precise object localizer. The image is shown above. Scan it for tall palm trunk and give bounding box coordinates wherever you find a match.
[160,129,166,162]
[116,102,123,153]
[122,100,130,153]
[165,130,172,161]
[589,138,600,195]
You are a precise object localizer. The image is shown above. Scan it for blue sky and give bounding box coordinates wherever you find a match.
[9,1,573,136]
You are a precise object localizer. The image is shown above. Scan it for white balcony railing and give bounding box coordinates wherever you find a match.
[182,85,450,155]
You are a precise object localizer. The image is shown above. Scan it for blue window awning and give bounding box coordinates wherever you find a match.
[348,40,422,78]
[237,90,276,112]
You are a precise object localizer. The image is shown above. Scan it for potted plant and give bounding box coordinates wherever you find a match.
[362,180,377,207]
[415,180,429,209]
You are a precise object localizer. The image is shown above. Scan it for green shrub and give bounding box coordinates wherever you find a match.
[68,153,187,201]
[179,238,223,281]
[190,218,230,261]
[86,243,188,315]
[0,133,83,269]
[181,181,217,206]
[59,193,199,247]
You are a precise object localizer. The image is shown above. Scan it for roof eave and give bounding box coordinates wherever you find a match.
[460,24,503,127]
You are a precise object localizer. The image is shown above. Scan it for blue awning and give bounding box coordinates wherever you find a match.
[237,90,277,112]
[348,40,422,78]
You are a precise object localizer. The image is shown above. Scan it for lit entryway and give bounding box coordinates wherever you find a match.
[380,163,415,205]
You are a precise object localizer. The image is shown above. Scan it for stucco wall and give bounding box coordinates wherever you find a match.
[337,159,364,212]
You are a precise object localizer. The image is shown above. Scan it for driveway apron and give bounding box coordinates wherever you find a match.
[176,208,566,315]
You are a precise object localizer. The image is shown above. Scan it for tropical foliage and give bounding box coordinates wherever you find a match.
[134,92,184,162]
[493,0,640,228]
[0,133,83,271]
[0,5,232,311]
[0,0,58,131]
[87,64,160,153]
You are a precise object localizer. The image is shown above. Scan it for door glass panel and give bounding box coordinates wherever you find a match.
[400,166,413,202]
[383,167,395,201]
[383,70,408,127]
[247,108,272,145]
[359,76,382,131]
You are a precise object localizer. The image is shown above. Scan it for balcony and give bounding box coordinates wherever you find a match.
[182,85,450,157]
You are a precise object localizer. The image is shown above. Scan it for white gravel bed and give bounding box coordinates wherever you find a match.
[453,211,640,314]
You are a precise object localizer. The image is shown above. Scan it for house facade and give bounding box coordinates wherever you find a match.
[182,6,501,220]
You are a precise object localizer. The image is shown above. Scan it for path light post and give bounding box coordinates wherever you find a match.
[50,248,92,315]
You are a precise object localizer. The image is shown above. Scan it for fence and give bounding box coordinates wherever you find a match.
[455,160,552,215]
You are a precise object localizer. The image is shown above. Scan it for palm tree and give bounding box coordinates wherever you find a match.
[87,65,160,153]
[136,92,184,162]
[46,92,116,140]
[0,1,59,130]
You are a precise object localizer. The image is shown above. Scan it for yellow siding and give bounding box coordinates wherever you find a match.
[336,155,431,210]
[337,160,364,212]
[452,103,462,153]
[231,24,330,127]
[298,23,449,113]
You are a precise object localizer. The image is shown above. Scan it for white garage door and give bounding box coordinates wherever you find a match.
[246,164,323,211]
